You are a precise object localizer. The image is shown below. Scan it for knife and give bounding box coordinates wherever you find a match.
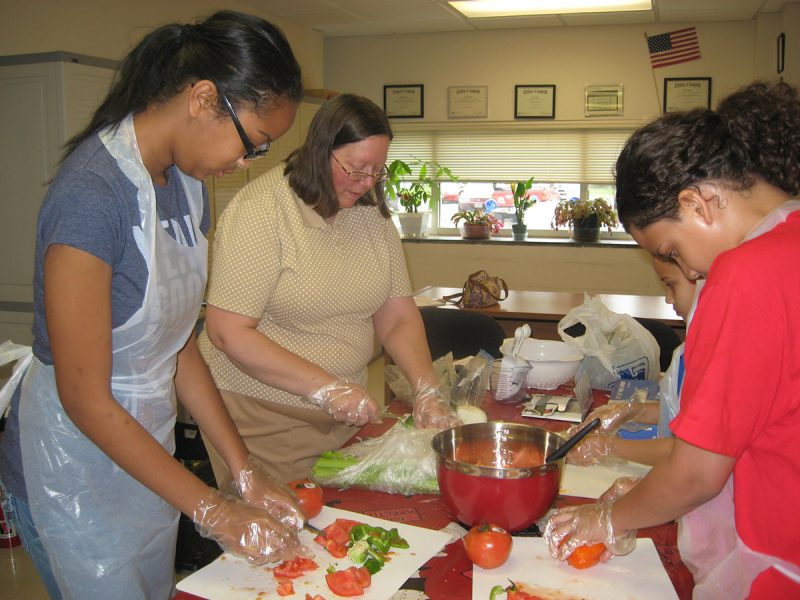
[303,520,326,538]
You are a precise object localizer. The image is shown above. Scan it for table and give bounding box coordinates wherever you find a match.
[175,391,694,600]
[415,286,684,340]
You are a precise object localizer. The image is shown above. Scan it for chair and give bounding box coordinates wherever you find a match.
[419,307,506,361]
[634,317,683,373]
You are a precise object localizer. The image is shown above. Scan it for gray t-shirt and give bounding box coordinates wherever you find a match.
[0,131,210,500]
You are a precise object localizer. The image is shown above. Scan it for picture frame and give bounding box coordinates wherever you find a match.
[514,85,556,119]
[383,84,424,118]
[663,77,711,113]
[447,85,488,119]
[777,33,785,74]
[584,84,623,117]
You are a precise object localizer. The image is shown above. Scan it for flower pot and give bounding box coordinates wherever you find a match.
[397,212,431,238]
[511,223,527,242]
[460,223,491,240]
[571,214,600,243]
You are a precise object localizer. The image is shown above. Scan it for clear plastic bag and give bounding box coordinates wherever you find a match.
[310,418,439,495]
[384,352,458,405]
[0,340,33,418]
[558,294,659,390]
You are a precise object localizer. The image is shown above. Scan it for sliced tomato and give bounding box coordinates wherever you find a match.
[349,566,371,589]
[276,580,294,596]
[507,591,544,600]
[325,568,365,597]
[314,534,348,558]
[305,594,327,600]
[274,556,320,580]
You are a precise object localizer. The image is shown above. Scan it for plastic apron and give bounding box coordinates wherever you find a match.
[677,200,800,599]
[18,114,206,600]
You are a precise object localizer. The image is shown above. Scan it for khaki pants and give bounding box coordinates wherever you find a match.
[204,389,357,488]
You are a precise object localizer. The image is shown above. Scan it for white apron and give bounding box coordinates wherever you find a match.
[677,200,800,599]
[19,114,206,600]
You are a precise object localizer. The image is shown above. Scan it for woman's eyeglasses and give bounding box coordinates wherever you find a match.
[332,154,389,184]
[218,91,271,160]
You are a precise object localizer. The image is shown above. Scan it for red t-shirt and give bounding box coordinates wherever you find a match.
[671,211,800,598]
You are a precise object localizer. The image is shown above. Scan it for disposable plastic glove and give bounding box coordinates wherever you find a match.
[574,399,648,436]
[192,492,310,565]
[566,433,625,467]
[307,379,380,426]
[599,477,641,504]
[233,455,304,529]
[541,500,637,562]
[412,382,460,430]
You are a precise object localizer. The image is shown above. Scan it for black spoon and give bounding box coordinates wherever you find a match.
[545,418,601,464]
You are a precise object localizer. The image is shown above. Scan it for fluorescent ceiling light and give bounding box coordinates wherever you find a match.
[449,0,652,18]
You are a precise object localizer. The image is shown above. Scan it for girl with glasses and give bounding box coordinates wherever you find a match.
[0,10,308,599]
[198,93,458,489]
[543,81,800,599]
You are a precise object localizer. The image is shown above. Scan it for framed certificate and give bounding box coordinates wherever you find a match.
[585,85,623,117]
[448,86,488,119]
[514,85,555,119]
[663,78,711,113]
[383,84,424,118]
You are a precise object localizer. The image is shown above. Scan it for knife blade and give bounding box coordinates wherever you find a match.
[303,521,326,538]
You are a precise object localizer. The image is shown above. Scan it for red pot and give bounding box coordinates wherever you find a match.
[432,423,564,532]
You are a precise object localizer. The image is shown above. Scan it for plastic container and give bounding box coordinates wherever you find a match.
[490,359,531,404]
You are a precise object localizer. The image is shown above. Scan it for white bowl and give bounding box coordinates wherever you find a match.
[501,338,584,390]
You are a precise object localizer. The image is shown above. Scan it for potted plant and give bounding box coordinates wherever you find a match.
[511,177,536,241]
[451,209,502,240]
[551,197,618,242]
[385,158,457,238]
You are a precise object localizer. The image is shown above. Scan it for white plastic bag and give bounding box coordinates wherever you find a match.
[0,340,33,418]
[557,294,659,390]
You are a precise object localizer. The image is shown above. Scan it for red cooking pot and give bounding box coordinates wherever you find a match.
[432,422,564,532]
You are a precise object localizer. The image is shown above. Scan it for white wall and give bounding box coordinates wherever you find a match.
[0,0,324,88]
[324,15,796,296]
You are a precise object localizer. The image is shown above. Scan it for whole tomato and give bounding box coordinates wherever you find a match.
[567,542,606,569]
[288,479,324,519]
[463,523,513,569]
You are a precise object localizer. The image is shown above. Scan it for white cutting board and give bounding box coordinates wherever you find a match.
[176,506,451,600]
[473,537,678,600]
[560,461,652,499]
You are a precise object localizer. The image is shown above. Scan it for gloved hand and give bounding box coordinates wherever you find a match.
[308,379,380,426]
[541,501,637,562]
[412,382,460,430]
[233,455,304,529]
[566,433,625,466]
[192,492,311,565]
[599,477,641,503]
[574,400,648,436]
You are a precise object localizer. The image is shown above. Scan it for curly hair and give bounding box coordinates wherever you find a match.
[615,81,800,232]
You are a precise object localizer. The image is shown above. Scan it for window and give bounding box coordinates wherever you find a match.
[387,122,633,236]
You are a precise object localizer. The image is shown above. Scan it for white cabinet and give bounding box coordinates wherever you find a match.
[0,53,115,345]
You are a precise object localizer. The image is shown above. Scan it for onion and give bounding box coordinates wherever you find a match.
[456,404,488,425]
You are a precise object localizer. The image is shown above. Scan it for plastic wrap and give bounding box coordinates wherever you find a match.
[310,418,440,495]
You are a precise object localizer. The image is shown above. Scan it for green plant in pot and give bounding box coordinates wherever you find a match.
[551,197,618,242]
[385,158,457,237]
[511,177,536,241]
[451,209,502,240]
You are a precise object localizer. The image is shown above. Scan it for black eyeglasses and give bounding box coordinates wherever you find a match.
[218,91,271,160]
[332,153,389,184]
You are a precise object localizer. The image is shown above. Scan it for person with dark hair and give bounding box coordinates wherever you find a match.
[198,93,457,488]
[0,10,308,599]
[543,81,800,598]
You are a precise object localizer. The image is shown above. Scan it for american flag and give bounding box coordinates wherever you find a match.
[647,27,701,69]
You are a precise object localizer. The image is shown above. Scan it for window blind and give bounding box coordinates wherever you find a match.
[387,125,633,184]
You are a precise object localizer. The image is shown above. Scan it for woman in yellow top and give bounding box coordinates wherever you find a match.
[199,94,456,486]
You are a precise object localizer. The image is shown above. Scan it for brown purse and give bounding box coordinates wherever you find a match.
[444,270,509,308]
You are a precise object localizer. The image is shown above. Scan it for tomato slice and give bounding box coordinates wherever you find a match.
[305,595,327,600]
[325,568,365,597]
[276,581,294,596]
[313,534,348,558]
[274,556,320,580]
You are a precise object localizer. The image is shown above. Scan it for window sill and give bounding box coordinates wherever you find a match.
[400,234,637,248]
